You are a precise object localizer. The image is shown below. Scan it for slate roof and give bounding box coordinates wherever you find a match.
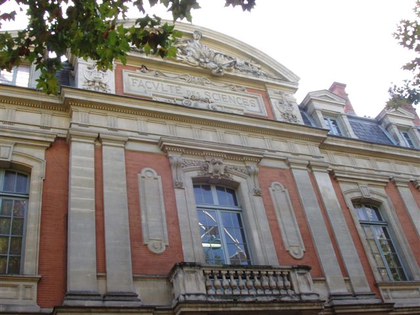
[299,107,398,146]
[347,116,395,145]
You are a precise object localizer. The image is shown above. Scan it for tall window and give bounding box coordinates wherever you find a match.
[0,66,30,87]
[354,204,406,281]
[324,116,342,136]
[194,184,251,265]
[0,170,29,274]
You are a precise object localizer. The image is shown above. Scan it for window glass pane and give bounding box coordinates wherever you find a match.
[379,268,390,281]
[193,185,203,204]
[0,236,9,254]
[13,200,26,218]
[14,67,30,87]
[10,237,22,255]
[194,185,213,205]
[11,218,24,236]
[16,173,28,194]
[3,171,16,192]
[356,206,367,221]
[7,256,20,274]
[226,188,238,206]
[1,199,13,216]
[0,256,6,273]
[0,218,11,234]
[216,186,228,206]
[0,69,15,85]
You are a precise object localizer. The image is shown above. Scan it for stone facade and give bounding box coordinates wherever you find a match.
[0,22,419,315]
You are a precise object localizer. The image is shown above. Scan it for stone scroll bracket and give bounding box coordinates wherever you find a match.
[138,168,169,254]
[269,182,305,259]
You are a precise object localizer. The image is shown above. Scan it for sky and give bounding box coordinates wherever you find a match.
[1,0,418,118]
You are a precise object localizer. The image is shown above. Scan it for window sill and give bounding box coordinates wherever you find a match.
[377,281,420,307]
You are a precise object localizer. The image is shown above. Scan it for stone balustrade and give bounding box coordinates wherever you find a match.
[169,263,321,306]
[203,268,294,296]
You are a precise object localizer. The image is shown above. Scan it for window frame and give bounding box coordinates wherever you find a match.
[399,130,416,148]
[354,203,407,282]
[342,186,420,283]
[323,115,343,136]
[194,184,252,265]
[0,169,30,274]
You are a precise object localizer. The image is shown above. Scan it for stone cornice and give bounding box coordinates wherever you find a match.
[159,137,263,163]
[61,87,327,143]
[321,136,420,163]
[0,84,67,112]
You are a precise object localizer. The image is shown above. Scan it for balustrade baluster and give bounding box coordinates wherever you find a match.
[245,271,255,294]
[204,270,215,294]
[275,271,286,295]
[253,271,263,294]
[268,271,278,294]
[229,270,240,295]
[261,271,270,294]
[213,271,223,295]
[282,271,293,295]
[238,271,247,295]
[221,270,231,294]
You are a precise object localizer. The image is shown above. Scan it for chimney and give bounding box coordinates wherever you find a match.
[329,82,356,115]
[402,103,420,126]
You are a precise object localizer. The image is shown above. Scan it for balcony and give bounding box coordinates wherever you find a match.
[169,263,324,314]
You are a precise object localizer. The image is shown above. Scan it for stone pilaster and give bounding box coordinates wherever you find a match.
[66,131,100,301]
[309,162,374,296]
[287,158,347,295]
[101,135,140,304]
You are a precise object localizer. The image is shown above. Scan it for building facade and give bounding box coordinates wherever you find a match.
[0,23,419,314]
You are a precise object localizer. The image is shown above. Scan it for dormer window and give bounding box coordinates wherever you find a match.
[324,116,342,136]
[0,66,30,87]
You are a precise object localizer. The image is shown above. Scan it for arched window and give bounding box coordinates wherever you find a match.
[0,170,29,274]
[354,203,407,281]
[194,184,251,265]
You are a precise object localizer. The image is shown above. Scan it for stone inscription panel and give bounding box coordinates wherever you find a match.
[123,70,267,116]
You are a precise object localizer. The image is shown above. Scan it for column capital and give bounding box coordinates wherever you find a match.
[67,130,98,143]
[309,161,330,173]
[287,158,309,170]
[99,134,128,148]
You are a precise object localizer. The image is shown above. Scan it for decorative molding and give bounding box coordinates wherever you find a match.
[269,182,305,259]
[138,168,169,254]
[169,156,184,189]
[0,144,13,161]
[359,184,371,198]
[271,91,301,124]
[198,158,232,180]
[173,30,276,79]
[82,64,111,93]
[247,165,262,196]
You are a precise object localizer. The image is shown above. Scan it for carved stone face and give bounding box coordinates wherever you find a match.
[193,30,202,40]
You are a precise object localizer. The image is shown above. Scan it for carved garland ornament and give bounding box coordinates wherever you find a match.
[174,30,275,79]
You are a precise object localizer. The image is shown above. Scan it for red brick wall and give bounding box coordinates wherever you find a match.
[125,151,184,275]
[38,139,69,307]
[95,146,106,274]
[331,177,380,296]
[259,166,323,277]
[246,88,275,120]
[386,182,420,267]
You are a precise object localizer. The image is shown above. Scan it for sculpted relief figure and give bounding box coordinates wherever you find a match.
[174,30,270,78]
